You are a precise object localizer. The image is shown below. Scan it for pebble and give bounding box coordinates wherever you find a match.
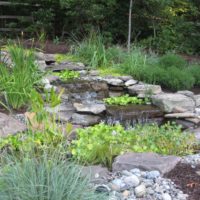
[95,168,188,200]
[162,193,172,200]
[123,175,140,187]
[134,184,146,197]
[146,170,160,179]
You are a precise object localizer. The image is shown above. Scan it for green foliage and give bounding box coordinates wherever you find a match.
[104,95,150,106]
[162,67,195,90]
[70,123,196,168]
[55,70,80,81]
[0,129,63,153]
[187,65,200,86]
[73,32,108,68]
[55,54,78,63]
[159,53,187,69]
[0,152,106,200]
[0,45,42,110]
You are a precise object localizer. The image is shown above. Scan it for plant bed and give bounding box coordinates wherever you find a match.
[165,163,200,200]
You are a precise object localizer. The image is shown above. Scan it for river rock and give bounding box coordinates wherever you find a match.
[0,112,27,137]
[134,184,146,197]
[123,175,140,187]
[112,152,181,175]
[71,113,101,126]
[128,84,162,96]
[73,102,106,114]
[152,93,195,113]
[162,193,172,200]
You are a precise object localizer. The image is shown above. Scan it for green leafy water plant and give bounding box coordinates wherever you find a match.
[104,95,150,106]
[70,123,196,168]
[55,70,80,81]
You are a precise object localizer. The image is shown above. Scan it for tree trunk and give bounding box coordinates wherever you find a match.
[128,0,133,53]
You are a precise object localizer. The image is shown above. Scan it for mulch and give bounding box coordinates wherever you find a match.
[165,163,200,200]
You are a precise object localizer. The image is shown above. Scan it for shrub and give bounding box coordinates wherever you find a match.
[163,67,195,91]
[0,153,106,200]
[187,65,200,86]
[73,32,108,68]
[0,45,42,110]
[159,53,187,69]
[70,123,196,168]
[104,95,150,106]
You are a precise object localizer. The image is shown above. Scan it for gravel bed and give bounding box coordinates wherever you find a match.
[95,168,188,200]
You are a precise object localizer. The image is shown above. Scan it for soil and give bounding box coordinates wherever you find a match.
[165,163,200,200]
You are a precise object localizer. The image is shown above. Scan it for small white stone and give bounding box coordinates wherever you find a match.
[134,184,146,197]
[162,193,172,200]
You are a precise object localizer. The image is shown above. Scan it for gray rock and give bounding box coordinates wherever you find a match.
[128,84,162,96]
[35,60,47,71]
[71,113,101,126]
[192,127,200,141]
[104,78,124,86]
[125,79,138,87]
[112,152,181,175]
[177,90,194,99]
[109,91,125,97]
[119,76,133,82]
[82,165,109,184]
[35,52,55,62]
[73,102,106,114]
[185,117,200,125]
[123,175,140,187]
[134,184,146,197]
[95,184,111,193]
[146,170,160,179]
[0,112,27,137]
[162,193,172,200]
[152,93,195,113]
[111,179,126,191]
[164,112,196,118]
[194,95,200,107]
[47,61,85,71]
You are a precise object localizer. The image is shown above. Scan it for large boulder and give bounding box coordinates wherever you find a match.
[73,102,106,114]
[0,112,27,137]
[128,84,162,97]
[152,93,195,113]
[112,152,181,175]
[194,95,200,107]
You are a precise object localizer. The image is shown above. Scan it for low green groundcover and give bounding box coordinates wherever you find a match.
[70,123,197,168]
